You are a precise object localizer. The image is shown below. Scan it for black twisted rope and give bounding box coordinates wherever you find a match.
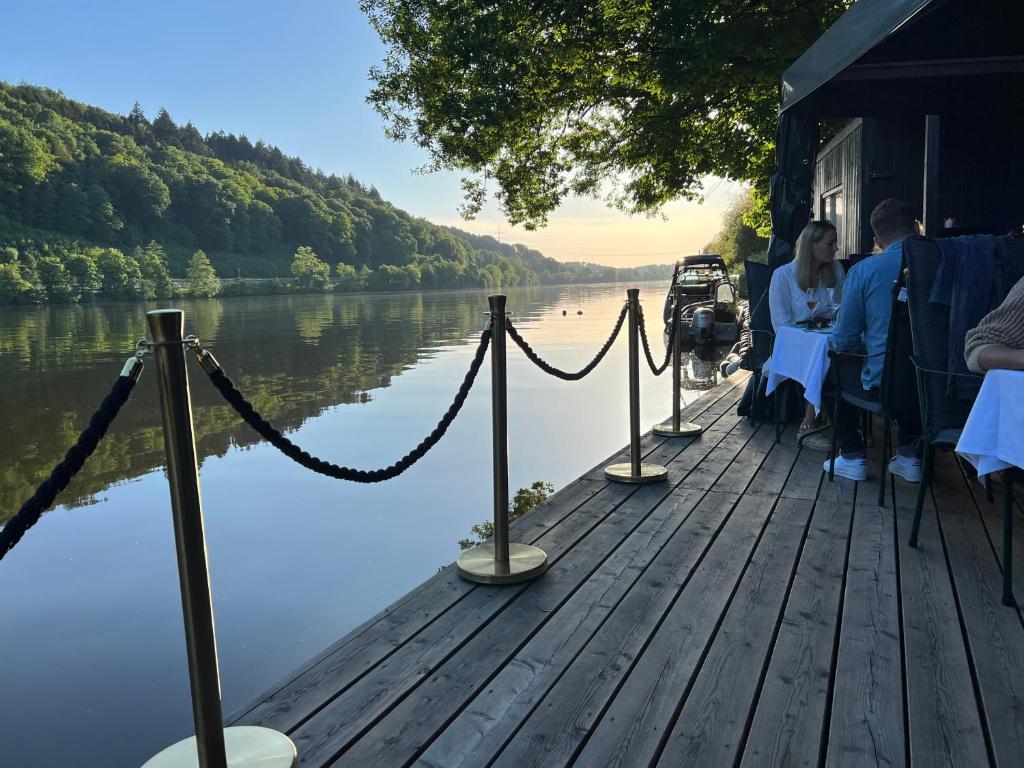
[506,303,628,381]
[638,304,679,376]
[202,327,492,483]
[1,361,142,560]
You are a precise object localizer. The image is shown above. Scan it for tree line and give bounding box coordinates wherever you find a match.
[0,82,667,304]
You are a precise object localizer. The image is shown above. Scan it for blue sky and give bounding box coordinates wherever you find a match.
[0,0,740,267]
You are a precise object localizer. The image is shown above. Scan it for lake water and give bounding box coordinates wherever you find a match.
[0,283,727,767]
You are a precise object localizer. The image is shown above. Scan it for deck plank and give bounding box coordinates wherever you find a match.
[410,425,792,768]
[572,491,781,768]
[738,494,854,767]
[824,501,905,768]
[896,502,989,768]
[932,452,1024,767]
[233,391,1024,768]
[232,378,745,730]
[286,401,754,764]
[657,493,816,765]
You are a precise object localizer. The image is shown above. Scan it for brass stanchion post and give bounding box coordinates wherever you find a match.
[653,286,703,438]
[143,309,296,768]
[605,290,668,484]
[457,296,547,584]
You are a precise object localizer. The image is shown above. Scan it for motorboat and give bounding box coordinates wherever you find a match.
[662,255,743,347]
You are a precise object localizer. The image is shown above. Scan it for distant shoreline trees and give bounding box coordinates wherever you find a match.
[0,81,670,305]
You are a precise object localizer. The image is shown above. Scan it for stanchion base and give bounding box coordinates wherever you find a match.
[142,726,297,768]
[457,542,548,584]
[604,462,669,484]
[652,421,704,438]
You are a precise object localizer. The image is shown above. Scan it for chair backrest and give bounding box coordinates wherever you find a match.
[903,235,975,436]
[878,267,915,417]
[744,259,772,365]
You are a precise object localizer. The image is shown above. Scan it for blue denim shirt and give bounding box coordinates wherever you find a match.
[830,241,902,389]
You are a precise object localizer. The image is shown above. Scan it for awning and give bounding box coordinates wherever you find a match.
[781,0,942,113]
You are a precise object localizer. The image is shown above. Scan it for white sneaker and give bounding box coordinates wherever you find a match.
[823,455,867,481]
[889,454,922,483]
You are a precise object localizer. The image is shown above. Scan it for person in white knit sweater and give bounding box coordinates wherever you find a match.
[769,220,847,440]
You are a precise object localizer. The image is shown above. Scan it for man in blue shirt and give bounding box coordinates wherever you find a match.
[824,198,922,482]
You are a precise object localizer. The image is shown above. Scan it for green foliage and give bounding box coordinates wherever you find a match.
[334,261,366,292]
[290,245,332,289]
[36,255,76,301]
[704,189,769,272]
[187,249,221,297]
[93,246,143,299]
[361,0,847,228]
[66,251,100,297]
[135,241,173,298]
[0,81,677,305]
[459,481,555,550]
[0,261,35,303]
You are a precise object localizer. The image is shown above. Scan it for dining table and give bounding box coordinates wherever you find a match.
[955,368,1024,477]
[764,323,834,415]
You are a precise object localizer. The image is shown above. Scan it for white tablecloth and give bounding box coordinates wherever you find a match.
[956,368,1024,477]
[764,325,832,414]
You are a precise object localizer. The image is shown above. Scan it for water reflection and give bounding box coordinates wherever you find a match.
[0,290,526,522]
[0,283,741,767]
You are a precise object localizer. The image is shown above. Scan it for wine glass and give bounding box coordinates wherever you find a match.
[805,288,818,329]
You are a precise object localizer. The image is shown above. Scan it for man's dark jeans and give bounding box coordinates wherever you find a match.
[824,355,921,459]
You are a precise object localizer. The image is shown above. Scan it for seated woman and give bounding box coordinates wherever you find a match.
[965,274,1024,372]
[768,220,846,439]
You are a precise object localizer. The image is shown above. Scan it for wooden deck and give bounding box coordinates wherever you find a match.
[230,373,1024,767]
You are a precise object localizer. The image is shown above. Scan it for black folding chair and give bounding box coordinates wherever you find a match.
[901,236,1017,603]
[825,270,911,508]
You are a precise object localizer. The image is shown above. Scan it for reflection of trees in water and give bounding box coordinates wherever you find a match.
[0,289,545,522]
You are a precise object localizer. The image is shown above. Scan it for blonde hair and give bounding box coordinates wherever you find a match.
[794,221,838,291]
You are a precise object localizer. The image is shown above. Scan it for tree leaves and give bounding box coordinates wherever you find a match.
[363,0,848,227]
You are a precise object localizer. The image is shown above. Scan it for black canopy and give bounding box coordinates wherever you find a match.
[781,0,940,115]
[767,0,1024,267]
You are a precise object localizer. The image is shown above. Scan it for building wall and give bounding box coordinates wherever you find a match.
[816,113,1024,253]
[814,120,862,258]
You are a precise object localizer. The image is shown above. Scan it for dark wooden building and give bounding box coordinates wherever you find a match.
[770,0,1024,264]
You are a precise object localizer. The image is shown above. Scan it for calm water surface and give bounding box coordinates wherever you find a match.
[0,283,726,767]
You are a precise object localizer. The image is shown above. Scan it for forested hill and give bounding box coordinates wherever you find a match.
[0,82,666,304]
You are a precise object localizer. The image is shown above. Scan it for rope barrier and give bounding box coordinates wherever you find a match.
[506,303,628,381]
[637,304,679,376]
[197,325,492,483]
[1,357,143,560]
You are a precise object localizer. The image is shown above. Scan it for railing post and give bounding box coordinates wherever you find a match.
[457,296,547,585]
[653,286,704,439]
[143,309,296,768]
[605,289,668,484]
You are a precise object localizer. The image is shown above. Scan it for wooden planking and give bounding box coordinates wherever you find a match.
[404,423,788,768]
[571,439,811,768]
[232,376,746,730]
[931,452,1024,767]
[573,491,781,768]
[485,489,744,768]
[285,401,756,763]
[233,397,1024,768]
[959,465,1024,610]
[655,494,814,767]
[738,494,855,767]
[896,502,989,768]
[409,486,715,768]
[335,418,766,767]
[825,501,905,768]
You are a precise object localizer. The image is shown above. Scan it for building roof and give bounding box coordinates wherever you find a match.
[781,0,1024,117]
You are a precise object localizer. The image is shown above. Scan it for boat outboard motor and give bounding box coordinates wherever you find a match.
[692,307,715,345]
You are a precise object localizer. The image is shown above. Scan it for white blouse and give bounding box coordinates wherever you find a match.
[768,260,846,332]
